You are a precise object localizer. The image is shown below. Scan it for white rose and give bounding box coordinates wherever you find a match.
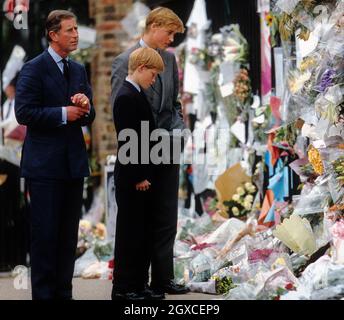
[232,207,240,216]
[243,202,252,211]
[244,195,254,203]
[236,187,245,196]
[244,182,253,190]
[232,194,241,202]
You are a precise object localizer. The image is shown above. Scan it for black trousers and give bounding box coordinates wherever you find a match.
[112,164,179,292]
[27,177,83,300]
[112,185,153,293]
[150,164,179,288]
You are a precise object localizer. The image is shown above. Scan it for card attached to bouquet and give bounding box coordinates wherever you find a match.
[230,120,246,144]
[312,140,326,149]
[253,114,265,125]
[220,83,234,98]
[251,95,260,109]
[218,61,237,86]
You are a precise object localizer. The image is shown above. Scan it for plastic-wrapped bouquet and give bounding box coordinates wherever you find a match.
[208,24,249,64]
[269,282,296,300]
[188,47,212,70]
[211,275,237,295]
[273,0,320,41]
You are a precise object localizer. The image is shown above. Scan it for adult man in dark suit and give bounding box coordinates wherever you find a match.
[111,7,189,298]
[15,10,95,300]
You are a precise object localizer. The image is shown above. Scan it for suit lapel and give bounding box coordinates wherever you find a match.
[124,81,154,122]
[68,61,80,97]
[157,49,167,113]
[43,50,68,98]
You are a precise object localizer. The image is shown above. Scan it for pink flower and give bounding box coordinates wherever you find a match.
[331,220,344,240]
[191,242,213,251]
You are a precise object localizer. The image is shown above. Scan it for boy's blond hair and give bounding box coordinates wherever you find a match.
[144,7,185,33]
[128,47,164,74]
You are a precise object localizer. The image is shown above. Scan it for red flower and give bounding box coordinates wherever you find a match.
[191,242,213,251]
[108,259,115,269]
[285,283,295,290]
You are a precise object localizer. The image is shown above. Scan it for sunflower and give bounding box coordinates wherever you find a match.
[265,12,274,27]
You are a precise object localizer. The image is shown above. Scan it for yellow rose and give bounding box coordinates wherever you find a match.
[79,220,92,231]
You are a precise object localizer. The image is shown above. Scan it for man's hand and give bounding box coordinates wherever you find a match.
[66,106,89,122]
[71,93,90,111]
[135,180,151,191]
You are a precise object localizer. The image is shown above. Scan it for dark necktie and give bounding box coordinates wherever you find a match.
[61,59,70,83]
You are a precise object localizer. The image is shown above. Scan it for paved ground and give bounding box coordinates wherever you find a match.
[0,275,219,300]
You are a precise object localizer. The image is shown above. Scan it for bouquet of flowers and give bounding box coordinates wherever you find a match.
[208,24,249,65]
[188,47,212,70]
[313,61,344,124]
[70,47,94,64]
[273,0,321,41]
[233,68,251,104]
[223,182,257,219]
[211,275,237,295]
[77,219,107,257]
[308,145,324,176]
[269,282,296,300]
[331,155,344,186]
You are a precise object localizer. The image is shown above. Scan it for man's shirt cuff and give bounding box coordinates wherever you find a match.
[62,107,67,124]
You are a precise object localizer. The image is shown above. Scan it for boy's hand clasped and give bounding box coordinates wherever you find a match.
[136,180,151,191]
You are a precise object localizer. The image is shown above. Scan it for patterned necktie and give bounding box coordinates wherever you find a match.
[61,59,70,83]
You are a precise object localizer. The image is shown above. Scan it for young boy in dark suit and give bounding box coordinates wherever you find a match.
[112,47,164,300]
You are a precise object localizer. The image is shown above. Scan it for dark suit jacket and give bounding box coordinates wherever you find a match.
[111,43,185,132]
[15,49,95,179]
[113,81,156,187]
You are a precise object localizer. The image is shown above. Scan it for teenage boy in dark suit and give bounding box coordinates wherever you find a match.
[112,47,164,300]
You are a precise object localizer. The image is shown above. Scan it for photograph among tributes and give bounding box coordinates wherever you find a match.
[0,0,343,304]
